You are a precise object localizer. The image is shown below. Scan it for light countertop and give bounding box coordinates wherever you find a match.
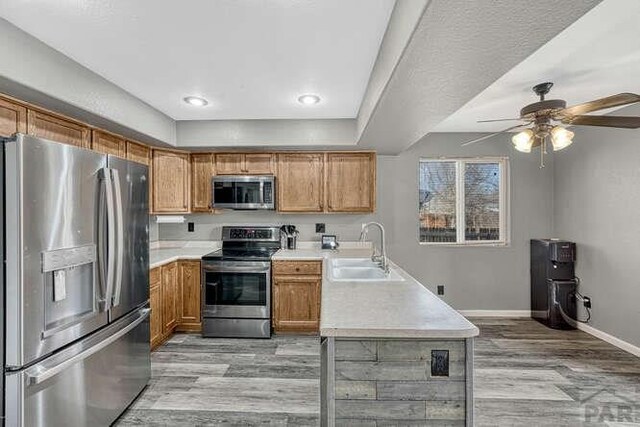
[275,245,479,339]
[150,241,478,339]
[149,241,220,269]
[272,241,372,261]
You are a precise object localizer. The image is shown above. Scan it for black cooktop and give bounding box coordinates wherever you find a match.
[202,247,279,262]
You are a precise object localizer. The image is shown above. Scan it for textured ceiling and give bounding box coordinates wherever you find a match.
[0,0,395,120]
[357,0,603,154]
[433,0,640,133]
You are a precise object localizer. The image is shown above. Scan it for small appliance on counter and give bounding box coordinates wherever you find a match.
[280,225,299,250]
[201,226,281,338]
[530,239,579,329]
[321,234,340,250]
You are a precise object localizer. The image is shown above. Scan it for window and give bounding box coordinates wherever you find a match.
[419,158,508,245]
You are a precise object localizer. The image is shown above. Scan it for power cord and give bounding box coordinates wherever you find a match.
[570,276,591,323]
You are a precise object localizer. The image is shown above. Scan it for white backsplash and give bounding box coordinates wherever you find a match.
[157,212,379,242]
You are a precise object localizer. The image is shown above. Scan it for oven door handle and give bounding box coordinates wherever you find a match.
[202,262,271,273]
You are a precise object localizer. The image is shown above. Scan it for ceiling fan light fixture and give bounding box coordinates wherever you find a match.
[550,126,574,151]
[512,129,534,153]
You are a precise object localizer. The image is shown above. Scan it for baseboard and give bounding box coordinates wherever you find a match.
[576,322,640,358]
[458,310,640,358]
[458,310,531,318]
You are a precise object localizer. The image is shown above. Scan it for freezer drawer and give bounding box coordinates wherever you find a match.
[5,307,150,427]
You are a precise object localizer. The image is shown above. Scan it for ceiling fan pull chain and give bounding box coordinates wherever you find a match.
[540,139,546,169]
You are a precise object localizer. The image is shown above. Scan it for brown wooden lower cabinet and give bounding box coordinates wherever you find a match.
[272,260,322,334]
[176,260,202,332]
[150,260,202,350]
[149,267,163,349]
[162,262,178,335]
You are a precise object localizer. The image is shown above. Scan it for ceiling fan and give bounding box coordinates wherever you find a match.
[462,82,640,167]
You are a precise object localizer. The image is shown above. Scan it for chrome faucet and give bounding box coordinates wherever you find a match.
[359,222,389,274]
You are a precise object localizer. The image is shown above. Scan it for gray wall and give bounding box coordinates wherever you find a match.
[553,104,640,348]
[159,131,554,312]
[177,119,357,148]
[0,18,176,146]
[376,133,553,310]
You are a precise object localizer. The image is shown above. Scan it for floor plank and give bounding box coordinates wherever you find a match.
[116,319,640,426]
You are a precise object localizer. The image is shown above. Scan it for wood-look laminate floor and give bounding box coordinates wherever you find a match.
[116,319,640,426]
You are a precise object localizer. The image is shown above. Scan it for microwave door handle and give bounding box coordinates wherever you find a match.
[111,169,125,307]
[260,180,264,206]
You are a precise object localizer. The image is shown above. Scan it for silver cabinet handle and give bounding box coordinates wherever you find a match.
[26,308,150,386]
[111,169,125,307]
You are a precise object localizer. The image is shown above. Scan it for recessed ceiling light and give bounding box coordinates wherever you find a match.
[298,94,321,105]
[183,96,208,107]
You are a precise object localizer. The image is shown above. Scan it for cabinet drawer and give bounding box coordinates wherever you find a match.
[272,261,322,276]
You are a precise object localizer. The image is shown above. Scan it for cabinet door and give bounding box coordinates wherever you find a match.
[151,149,191,213]
[215,153,244,175]
[326,153,376,213]
[0,97,26,137]
[162,262,178,334]
[150,267,163,349]
[27,109,90,149]
[272,275,321,333]
[191,153,215,212]
[126,140,150,166]
[177,261,201,331]
[91,130,126,157]
[150,282,163,349]
[244,153,274,174]
[277,153,324,212]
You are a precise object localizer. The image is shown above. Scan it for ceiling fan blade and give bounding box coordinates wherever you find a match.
[477,118,524,123]
[461,124,527,146]
[561,93,640,116]
[563,115,640,129]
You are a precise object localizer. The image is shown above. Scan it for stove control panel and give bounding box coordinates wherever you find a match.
[223,226,280,242]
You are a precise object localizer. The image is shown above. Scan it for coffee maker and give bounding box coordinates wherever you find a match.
[280,225,299,250]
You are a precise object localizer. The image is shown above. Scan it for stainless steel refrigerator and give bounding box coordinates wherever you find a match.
[1,134,151,426]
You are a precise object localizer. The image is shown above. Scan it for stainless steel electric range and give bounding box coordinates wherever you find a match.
[201,226,281,338]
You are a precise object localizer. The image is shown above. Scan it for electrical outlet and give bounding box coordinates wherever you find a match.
[315,223,326,233]
[187,222,195,232]
[431,350,449,377]
[437,285,445,296]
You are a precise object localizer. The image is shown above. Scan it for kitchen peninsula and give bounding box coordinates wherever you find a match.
[272,246,479,426]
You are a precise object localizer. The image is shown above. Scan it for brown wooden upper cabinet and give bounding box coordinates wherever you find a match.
[151,149,191,213]
[91,130,126,158]
[0,96,26,137]
[191,153,215,212]
[126,140,151,166]
[216,153,275,175]
[27,109,91,149]
[326,153,376,213]
[277,153,324,212]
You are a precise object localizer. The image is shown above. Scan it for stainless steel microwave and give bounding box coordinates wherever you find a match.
[212,175,275,210]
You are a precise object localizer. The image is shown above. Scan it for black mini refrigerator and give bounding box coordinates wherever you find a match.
[530,239,577,329]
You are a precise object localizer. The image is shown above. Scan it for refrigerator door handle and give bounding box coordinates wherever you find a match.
[24,308,150,386]
[111,168,125,307]
[98,168,116,311]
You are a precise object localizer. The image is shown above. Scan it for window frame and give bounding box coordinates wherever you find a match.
[418,156,510,247]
